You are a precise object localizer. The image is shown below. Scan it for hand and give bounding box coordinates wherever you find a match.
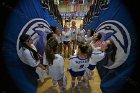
[37,64,46,70]
[37,53,42,59]
[41,66,46,70]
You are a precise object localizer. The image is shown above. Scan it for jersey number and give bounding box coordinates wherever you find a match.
[79,65,84,69]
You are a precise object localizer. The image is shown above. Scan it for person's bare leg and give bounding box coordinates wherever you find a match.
[57,78,64,93]
[72,40,74,55]
[77,76,82,91]
[71,76,76,93]
[68,42,71,57]
[90,70,94,80]
[64,44,66,58]
[83,72,89,88]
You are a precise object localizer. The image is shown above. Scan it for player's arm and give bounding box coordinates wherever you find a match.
[24,50,45,70]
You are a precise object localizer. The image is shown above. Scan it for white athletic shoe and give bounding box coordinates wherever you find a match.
[60,87,66,93]
[60,88,64,93]
[71,87,75,93]
[77,86,80,92]
[52,80,57,89]
[84,83,88,88]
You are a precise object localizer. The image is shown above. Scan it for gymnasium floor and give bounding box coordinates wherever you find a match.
[37,19,102,93]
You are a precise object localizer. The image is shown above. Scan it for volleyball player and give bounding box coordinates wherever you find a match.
[50,26,63,54]
[85,28,94,44]
[44,37,66,93]
[77,24,86,46]
[70,21,78,55]
[68,41,92,92]
[19,34,47,83]
[84,39,117,88]
[62,24,72,58]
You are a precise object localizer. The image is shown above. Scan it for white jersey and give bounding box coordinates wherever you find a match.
[48,54,64,80]
[43,52,48,65]
[62,30,71,42]
[89,49,105,65]
[54,34,62,44]
[85,35,93,44]
[20,44,47,82]
[19,44,40,67]
[77,28,85,36]
[69,55,89,72]
[77,29,85,42]
[70,28,77,40]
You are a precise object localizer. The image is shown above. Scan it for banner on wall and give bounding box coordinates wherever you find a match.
[74,4,78,12]
[2,0,60,93]
[84,0,137,93]
[64,0,69,4]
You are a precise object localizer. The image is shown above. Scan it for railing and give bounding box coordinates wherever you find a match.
[83,0,109,27]
[41,0,63,27]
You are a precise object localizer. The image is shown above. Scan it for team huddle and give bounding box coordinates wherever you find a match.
[19,21,117,93]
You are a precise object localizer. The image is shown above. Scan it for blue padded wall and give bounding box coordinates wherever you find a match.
[2,0,62,93]
[84,0,137,93]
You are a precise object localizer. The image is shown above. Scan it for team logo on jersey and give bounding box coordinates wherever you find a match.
[95,20,131,69]
[16,18,51,63]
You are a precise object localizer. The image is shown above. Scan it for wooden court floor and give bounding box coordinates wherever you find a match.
[37,58,102,93]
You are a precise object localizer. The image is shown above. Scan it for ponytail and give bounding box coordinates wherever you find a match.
[87,45,93,59]
[105,40,117,62]
[79,41,93,59]
[50,26,57,33]
[45,37,58,65]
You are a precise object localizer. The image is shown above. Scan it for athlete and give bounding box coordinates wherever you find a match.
[85,28,94,44]
[50,26,63,54]
[62,24,72,58]
[70,21,77,55]
[44,37,66,93]
[77,24,86,45]
[83,47,105,88]
[90,32,104,48]
[19,33,47,83]
[68,41,92,92]
[84,39,117,87]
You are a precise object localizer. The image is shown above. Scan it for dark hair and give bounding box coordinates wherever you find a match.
[80,24,83,29]
[78,41,92,59]
[105,39,117,62]
[87,45,93,59]
[97,33,102,40]
[50,26,57,33]
[79,41,93,58]
[89,28,94,37]
[46,32,53,41]
[20,34,39,61]
[63,24,67,31]
[45,37,58,65]
[79,41,88,54]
